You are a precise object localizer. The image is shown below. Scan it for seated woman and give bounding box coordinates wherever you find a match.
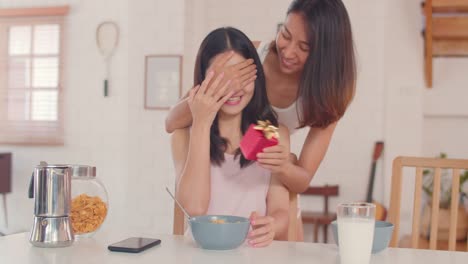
[171,27,290,247]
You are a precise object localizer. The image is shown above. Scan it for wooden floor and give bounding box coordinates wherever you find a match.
[399,235,467,252]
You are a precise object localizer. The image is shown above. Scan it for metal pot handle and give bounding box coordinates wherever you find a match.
[28,161,48,199]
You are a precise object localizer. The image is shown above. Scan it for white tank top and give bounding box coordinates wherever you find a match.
[256,41,302,134]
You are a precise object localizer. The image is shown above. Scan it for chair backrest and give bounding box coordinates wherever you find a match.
[288,192,298,241]
[388,156,468,251]
[173,190,299,242]
[302,185,339,215]
[173,202,185,235]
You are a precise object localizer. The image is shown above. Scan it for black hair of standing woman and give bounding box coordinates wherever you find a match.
[287,0,357,128]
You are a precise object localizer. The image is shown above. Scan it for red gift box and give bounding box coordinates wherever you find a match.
[240,123,279,161]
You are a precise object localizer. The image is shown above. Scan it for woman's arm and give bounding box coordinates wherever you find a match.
[247,126,290,247]
[282,122,337,193]
[267,176,290,240]
[247,174,290,247]
[165,96,192,133]
[171,124,211,216]
[171,72,233,216]
[258,122,337,193]
[265,126,290,241]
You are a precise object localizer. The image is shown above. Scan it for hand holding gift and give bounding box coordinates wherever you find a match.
[240,120,280,161]
[240,120,290,173]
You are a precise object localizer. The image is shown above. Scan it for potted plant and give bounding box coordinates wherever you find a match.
[421,153,468,241]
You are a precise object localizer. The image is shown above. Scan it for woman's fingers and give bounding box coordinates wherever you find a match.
[248,215,274,247]
[257,146,287,158]
[241,75,257,88]
[205,72,225,96]
[215,90,235,109]
[251,216,272,226]
[249,224,271,238]
[249,229,273,243]
[214,80,232,101]
[250,211,258,221]
[188,85,200,102]
[257,158,283,166]
[239,68,257,84]
[233,58,254,70]
[238,64,257,79]
[257,151,285,159]
[261,145,284,153]
[251,237,273,248]
[258,148,287,158]
[199,71,215,95]
[231,59,256,86]
[258,164,277,171]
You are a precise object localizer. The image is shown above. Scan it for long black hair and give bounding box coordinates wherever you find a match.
[194,27,277,168]
[286,0,356,128]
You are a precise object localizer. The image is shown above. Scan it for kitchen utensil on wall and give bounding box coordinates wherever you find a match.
[96,21,119,97]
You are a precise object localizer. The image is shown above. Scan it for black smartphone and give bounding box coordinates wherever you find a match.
[108,237,161,253]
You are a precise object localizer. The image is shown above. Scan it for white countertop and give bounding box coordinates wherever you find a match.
[0,231,467,264]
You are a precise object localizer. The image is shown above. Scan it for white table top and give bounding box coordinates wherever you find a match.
[0,231,467,264]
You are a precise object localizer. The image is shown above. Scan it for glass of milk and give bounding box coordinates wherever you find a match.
[337,203,375,264]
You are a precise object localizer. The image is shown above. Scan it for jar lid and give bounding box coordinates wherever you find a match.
[69,165,96,177]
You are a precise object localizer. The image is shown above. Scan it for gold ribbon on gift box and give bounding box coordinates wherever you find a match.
[254,120,280,140]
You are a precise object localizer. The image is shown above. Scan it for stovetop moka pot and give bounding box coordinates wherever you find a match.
[28,164,74,247]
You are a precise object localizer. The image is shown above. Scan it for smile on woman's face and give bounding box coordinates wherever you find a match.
[208,51,254,117]
[275,12,310,75]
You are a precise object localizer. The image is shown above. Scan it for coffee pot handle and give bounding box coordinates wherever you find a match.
[28,161,48,199]
[28,172,34,199]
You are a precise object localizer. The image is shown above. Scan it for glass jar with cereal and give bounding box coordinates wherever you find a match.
[69,165,108,238]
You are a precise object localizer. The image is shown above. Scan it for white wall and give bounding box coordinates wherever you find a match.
[423,58,468,158]
[0,0,131,234]
[125,0,184,234]
[381,0,425,234]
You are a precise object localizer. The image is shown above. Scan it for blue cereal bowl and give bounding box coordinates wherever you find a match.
[331,220,394,254]
[189,215,250,250]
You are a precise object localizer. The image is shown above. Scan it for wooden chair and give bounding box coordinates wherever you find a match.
[301,185,339,243]
[173,200,185,235]
[288,192,298,241]
[173,191,299,242]
[388,156,468,251]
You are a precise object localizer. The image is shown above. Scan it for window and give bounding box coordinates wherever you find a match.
[0,6,68,145]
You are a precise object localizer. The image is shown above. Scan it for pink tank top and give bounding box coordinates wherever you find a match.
[206,153,271,217]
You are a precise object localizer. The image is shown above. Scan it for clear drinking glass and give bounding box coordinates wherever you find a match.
[337,203,375,264]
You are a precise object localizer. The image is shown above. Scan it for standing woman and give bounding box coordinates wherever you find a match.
[166,0,356,240]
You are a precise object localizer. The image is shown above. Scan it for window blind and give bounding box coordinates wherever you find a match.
[0,11,66,145]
